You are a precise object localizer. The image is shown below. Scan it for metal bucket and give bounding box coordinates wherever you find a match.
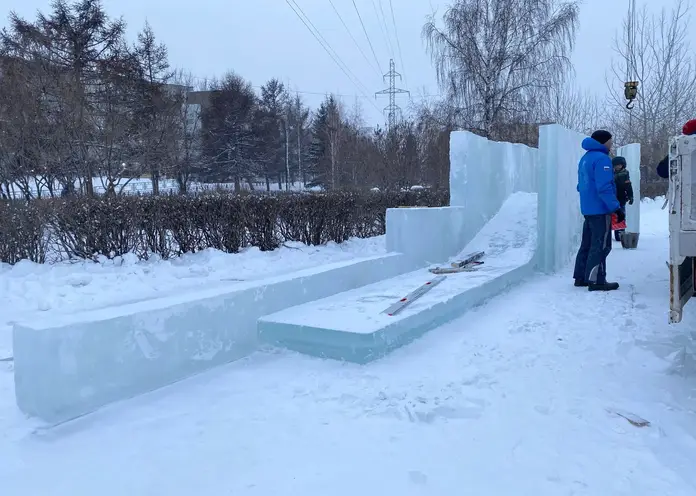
[621,231,640,249]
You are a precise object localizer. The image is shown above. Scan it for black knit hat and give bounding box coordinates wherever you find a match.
[612,156,626,167]
[591,130,612,144]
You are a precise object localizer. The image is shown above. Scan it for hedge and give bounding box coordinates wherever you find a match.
[0,190,449,265]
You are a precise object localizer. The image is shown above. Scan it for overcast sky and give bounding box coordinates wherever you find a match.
[3,0,688,126]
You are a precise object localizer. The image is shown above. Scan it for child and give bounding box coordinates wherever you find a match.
[611,156,634,241]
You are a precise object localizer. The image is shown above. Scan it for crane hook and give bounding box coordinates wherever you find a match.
[624,81,638,110]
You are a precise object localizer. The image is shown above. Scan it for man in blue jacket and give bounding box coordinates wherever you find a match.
[573,130,624,291]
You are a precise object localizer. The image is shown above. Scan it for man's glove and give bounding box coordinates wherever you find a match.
[615,208,626,224]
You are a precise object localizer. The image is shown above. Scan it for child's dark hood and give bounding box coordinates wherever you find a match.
[612,156,627,170]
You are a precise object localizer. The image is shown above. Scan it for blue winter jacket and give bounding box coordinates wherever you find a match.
[577,137,620,215]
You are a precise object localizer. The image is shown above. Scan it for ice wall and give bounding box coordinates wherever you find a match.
[617,143,641,233]
[449,131,538,227]
[536,124,587,273]
[13,253,413,423]
[385,206,471,266]
[387,131,538,265]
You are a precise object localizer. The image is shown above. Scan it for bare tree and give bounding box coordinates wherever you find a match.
[608,0,696,165]
[542,82,610,135]
[1,0,128,195]
[89,52,141,195]
[167,71,202,194]
[423,0,579,138]
[0,56,48,199]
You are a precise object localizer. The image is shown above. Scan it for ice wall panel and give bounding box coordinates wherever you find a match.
[537,124,586,273]
[617,143,641,233]
[13,253,414,423]
[385,131,537,265]
[449,131,537,220]
[385,206,471,265]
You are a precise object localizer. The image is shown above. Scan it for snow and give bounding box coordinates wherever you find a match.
[453,190,537,266]
[261,191,537,335]
[0,236,385,359]
[3,197,696,494]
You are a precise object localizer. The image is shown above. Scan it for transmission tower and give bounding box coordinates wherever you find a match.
[375,59,409,131]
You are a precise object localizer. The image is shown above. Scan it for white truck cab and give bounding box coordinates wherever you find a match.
[668,134,696,323]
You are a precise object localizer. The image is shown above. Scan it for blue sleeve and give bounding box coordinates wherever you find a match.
[594,155,620,212]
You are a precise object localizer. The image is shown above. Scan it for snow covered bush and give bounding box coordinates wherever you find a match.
[0,189,448,264]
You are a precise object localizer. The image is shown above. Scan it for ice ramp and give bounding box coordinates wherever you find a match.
[258,192,537,363]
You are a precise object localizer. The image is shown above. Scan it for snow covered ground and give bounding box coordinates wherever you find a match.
[0,236,385,359]
[4,197,696,495]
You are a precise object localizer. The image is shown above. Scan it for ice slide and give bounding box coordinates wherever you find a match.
[258,191,537,362]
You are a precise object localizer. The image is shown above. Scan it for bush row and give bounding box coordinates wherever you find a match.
[0,190,449,265]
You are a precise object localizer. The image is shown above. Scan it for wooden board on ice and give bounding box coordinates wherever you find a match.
[429,266,479,274]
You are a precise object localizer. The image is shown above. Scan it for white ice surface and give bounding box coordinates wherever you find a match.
[262,192,537,334]
[0,236,385,358]
[618,143,641,233]
[3,197,696,495]
[536,124,588,273]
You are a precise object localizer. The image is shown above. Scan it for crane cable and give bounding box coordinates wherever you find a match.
[624,0,638,110]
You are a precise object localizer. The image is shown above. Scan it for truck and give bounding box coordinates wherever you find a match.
[668,133,696,323]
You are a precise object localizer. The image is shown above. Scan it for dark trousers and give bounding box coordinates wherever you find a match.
[573,214,612,284]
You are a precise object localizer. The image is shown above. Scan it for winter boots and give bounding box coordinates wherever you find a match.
[574,279,620,291]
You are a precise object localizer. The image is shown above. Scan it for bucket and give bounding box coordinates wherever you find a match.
[620,231,639,249]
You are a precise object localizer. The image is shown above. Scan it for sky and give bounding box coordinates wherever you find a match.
[2,0,688,127]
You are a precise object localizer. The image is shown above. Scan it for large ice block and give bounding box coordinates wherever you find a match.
[617,143,641,234]
[449,130,538,213]
[385,206,471,266]
[259,192,537,362]
[13,253,415,423]
[386,131,538,267]
[536,124,587,273]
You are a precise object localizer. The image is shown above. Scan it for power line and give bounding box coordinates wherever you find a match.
[328,0,381,78]
[372,0,395,58]
[388,0,407,86]
[285,0,380,112]
[351,0,383,74]
[183,74,441,102]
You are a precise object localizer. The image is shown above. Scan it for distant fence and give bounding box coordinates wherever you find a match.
[3,177,313,199]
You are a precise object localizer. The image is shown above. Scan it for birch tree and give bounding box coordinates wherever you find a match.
[422,0,579,139]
